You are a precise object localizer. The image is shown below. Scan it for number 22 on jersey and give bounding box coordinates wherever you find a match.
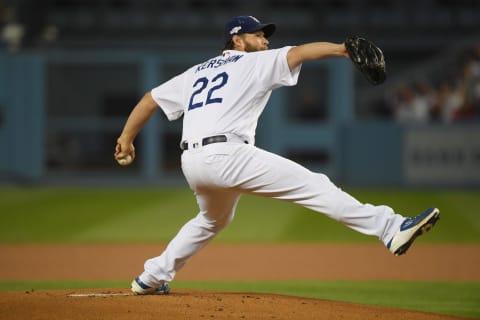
[188,72,229,111]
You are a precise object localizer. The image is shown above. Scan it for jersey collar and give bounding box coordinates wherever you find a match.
[222,50,245,57]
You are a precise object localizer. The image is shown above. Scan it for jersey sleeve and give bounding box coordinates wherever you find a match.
[255,46,302,91]
[150,72,186,121]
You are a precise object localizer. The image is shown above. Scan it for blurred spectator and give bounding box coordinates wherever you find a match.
[0,1,58,51]
[392,83,432,123]
[0,5,24,52]
[389,44,480,124]
[436,80,465,123]
[461,47,480,118]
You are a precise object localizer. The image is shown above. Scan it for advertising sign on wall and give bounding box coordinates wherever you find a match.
[404,126,480,186]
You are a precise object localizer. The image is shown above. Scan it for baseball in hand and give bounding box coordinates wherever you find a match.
[117,155,133,166]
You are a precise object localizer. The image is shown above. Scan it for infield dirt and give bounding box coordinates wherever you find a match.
[0,243,479,320]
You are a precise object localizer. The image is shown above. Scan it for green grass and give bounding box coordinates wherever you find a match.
[1,187,478,318]
[0,187,479,243]
[1,280,478,318]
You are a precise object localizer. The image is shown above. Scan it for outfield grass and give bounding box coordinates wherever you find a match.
[1,187,479,318]
[0,280,478,318]
[0,187,478,243]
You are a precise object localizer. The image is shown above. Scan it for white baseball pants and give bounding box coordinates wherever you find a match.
[139,140,404,287]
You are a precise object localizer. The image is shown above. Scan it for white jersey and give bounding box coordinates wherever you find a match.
[151,46,301,144]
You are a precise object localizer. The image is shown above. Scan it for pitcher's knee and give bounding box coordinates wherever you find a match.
[195,211,234,233]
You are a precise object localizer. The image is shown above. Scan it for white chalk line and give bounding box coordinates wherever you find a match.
[67,293,133,297]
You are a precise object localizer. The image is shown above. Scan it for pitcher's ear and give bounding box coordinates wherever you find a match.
[232,34,243,50]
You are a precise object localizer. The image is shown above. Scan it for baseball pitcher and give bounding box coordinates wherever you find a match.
[114,16,440,295]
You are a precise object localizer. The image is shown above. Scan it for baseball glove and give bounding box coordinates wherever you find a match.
[345,35,386,85]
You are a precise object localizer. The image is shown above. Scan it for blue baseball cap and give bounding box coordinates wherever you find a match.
[224,16,276,42]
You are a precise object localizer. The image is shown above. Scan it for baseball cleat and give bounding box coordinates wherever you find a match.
[387,207,440,256]
[131,277,170,295]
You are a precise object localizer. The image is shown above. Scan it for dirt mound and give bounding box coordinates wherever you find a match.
[0,289,468,320]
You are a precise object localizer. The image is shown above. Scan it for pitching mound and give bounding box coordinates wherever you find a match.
[0,289,468,320]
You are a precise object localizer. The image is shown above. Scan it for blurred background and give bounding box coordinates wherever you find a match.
[0,0,479,188]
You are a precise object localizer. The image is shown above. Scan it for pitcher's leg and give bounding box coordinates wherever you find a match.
[139,189,240,287]
[230,146,403,245]
[301,176,403,245]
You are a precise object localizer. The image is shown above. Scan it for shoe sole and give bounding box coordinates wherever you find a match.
[131,289,169,295]
[394,209,440,256]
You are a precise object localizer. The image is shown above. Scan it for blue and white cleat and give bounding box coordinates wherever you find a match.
[131,277,170,295]
[387,208,440,256]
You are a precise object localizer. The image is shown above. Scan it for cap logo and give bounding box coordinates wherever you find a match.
[229,26,242,35]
